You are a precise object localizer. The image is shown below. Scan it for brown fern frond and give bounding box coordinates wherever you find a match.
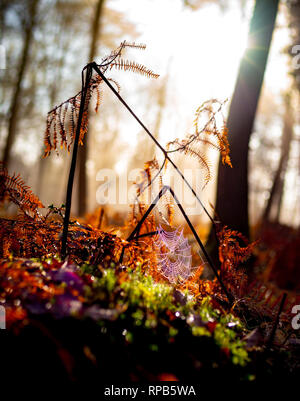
[110,59,159,79]
[0,163,44,217]
[218,125,232,167]
[216,225,258,298]
[182,146,211,185]
[95,84,102,113]
[193,99,221,132]
[127,157,175,230]
[123,41,146,50]
[194,137,221,151]
[167,139,211,185]
[44,43,158,156]
[143,159,158,188]
[107,78,121,93]
[166,99,231,187]
[217,225,257,267]
[138,158,161,196]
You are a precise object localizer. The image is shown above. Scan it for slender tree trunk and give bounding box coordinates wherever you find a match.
[274,178,284,222]
[207,0,279,257]
[298,136,300,231]
[36,29,68,198]
[2,0,39,167]
[77,0,105,216]
[263,94,294,222]
[149,75,168,158]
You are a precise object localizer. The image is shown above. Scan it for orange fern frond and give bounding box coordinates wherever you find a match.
[107,78,121,93]
[217,225,257,267]
[218,126,232,167]
[0,163,44,217]
[110,59,159,79]
[44,43,159,157]
[216,225,257,298]
[166,99,231,187]
[182,145,211,185]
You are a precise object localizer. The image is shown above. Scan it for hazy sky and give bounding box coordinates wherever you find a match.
[108,0,290,146]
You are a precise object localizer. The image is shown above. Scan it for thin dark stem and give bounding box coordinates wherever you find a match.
[118,188,168,264]
[135,156,167,200]
[127,186,168,242]
[92,64,167,154]
[61,65,93,258]
[97,207,104,229]
[91,63,215,225]
[267,292,287,349]
[134,230,159,239]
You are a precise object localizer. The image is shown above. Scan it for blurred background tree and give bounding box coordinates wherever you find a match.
[2,0,40,168]
[210,0,279,241]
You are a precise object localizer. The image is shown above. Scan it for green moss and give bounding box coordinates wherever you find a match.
[191,326,211,337]
[97,268,117,293]
[120,268,175,313]
[169,327,178,337]
[214,324,249,367]
[78,263,250,367]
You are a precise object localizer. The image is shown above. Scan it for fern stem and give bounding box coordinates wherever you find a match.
[61,65,93,258]
[92,63,215,226]
[267,292,287,349]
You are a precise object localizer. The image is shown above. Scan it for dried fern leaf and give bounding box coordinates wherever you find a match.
[123,41,146,50]
[0,163,44,216]
[110,59,159,79]
[44,42,159,156]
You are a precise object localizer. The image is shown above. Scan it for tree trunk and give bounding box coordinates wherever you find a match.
[36,27,69,198]
[207,0,279,256]
[262,94,294,222]
[77,0,105,216]
[149,74,169,159]
[2,0,39,167]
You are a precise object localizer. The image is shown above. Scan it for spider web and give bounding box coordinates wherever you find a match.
[154,225,194,284]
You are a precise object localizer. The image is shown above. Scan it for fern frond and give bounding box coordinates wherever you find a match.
[110,59,159,79]
[182,146,211,185]
[0,163,44,217]
[123,41,146,50]
[216,225,258,298]
[107,78,121,93]
[44,42,158,156]
[166,99,231,184]
[218,125,232,167]
[194,137,221,151]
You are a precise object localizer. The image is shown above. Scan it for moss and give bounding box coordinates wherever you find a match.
[78,263,250,367]
[214,324,250,367]
[192,326,211,337]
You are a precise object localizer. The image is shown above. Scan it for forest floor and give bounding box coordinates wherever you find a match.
[1,207,300,389]
[0,165,300,390]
